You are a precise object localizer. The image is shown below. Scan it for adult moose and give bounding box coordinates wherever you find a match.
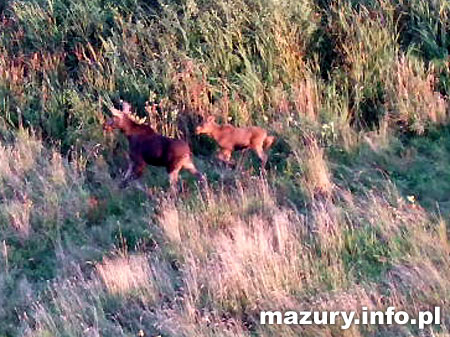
[196,116,275,167]
[104,101,203,188]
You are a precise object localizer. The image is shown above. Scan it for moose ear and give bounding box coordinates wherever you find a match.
[121,101,132,114]
[207,116,215,122]
[109,106,123,117]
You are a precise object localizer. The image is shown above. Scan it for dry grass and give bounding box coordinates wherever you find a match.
[156,180,312,313]
[157,201,182,245]
[15,172,450,336]
[292,76,321,122]
[4,196,33,239]
[298,137,334,199]
[96,254,155,297]
[0,130,88,240]
[387,55,448,134]
[184,211,306,311]
[23,272,118,337]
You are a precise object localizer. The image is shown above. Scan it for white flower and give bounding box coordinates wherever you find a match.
[407,195,416,204]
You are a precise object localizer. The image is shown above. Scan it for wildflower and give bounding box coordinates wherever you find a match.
[148,91,157,103]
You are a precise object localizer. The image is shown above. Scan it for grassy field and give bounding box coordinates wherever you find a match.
[0,0,449,336]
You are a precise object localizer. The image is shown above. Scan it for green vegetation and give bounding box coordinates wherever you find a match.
[0,0,449,336]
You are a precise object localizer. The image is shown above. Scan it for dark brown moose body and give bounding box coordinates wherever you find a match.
[104,101,203,187]
[196,116,275,166]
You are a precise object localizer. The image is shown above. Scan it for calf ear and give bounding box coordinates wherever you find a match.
[207,116,215,122]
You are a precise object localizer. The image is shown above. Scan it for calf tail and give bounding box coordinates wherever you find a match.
[263,135,275,151]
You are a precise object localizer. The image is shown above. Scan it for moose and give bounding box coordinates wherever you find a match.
[103,101,203,188]
[195,116,275,167]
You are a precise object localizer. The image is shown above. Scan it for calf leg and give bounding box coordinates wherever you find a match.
[254,146,268,168]
[235,148,250,170]
[217,149,233,165]
[250,135,269,168]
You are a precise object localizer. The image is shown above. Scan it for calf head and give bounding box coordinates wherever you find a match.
[196,116,216,135]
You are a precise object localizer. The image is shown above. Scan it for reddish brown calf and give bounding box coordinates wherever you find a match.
[195,116,275,167]
[104,101,203,187]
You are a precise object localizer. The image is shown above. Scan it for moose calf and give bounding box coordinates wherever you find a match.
[196,116,275,167]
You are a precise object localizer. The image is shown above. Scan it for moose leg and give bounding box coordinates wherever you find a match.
[120,163,133,188]
[167,159,183,191]
[167,167,182,195]
[120,160,145,188]
[182,158,205,182]
[168,170,180,186]
[123,162,134,181]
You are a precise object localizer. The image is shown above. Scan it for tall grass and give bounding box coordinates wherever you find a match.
[0,130,88,244]
[386,54,448,134]
[14,176,449,336]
